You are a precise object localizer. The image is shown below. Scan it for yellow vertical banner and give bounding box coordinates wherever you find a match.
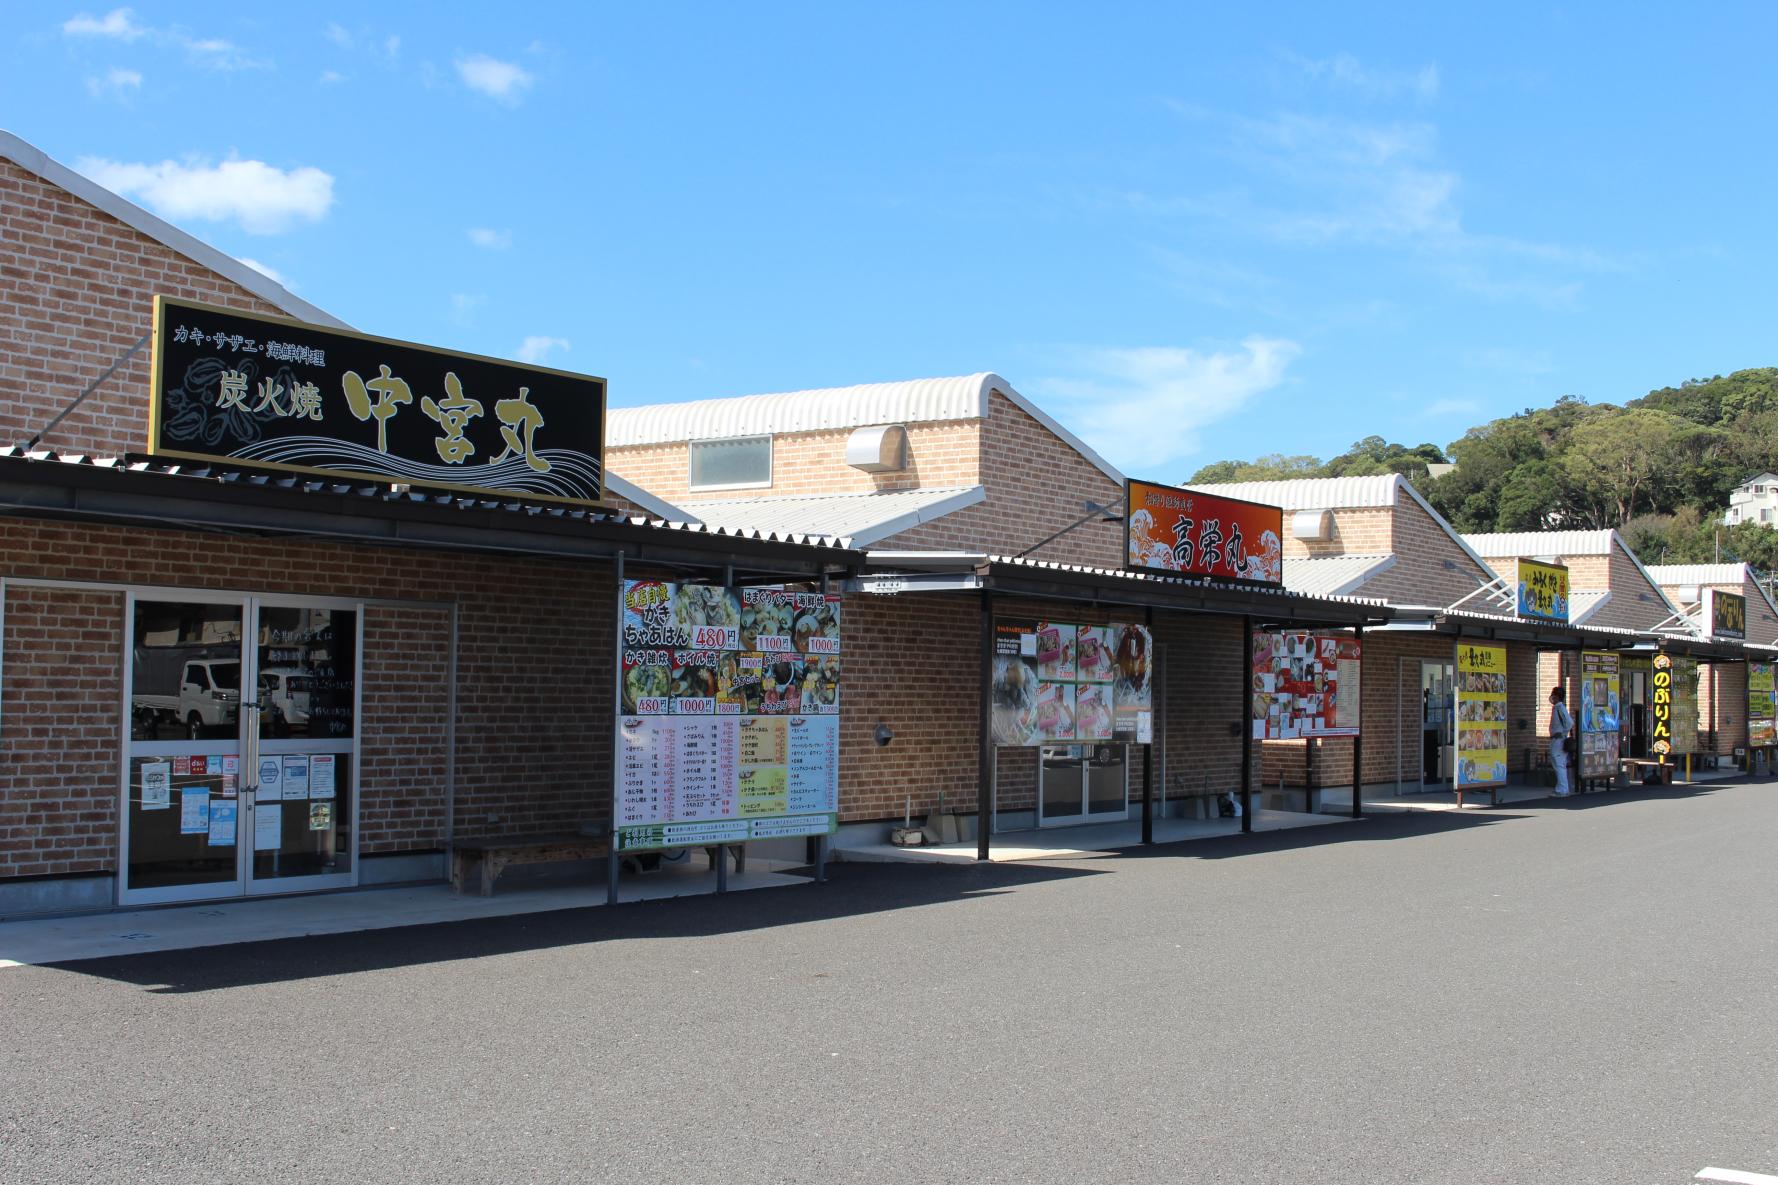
[1455,643,1508,787]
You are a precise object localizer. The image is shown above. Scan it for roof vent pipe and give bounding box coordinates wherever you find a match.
[846,424,909,472]
[1291,509,1333,542]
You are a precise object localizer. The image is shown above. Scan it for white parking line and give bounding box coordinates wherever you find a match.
[1698,1168,1778,1184]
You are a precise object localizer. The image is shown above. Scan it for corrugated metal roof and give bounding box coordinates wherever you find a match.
[610,374,995,446]
[607,372,1125,486]
[1280,554,1395,597]
[1644,563,1751,587]
[1567,590,1611,625]
[1462,529,1616,557]
[1188,474,1403,509]
[677,486,984,549]
[0,447,871,550]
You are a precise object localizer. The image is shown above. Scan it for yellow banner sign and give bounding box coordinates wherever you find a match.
[1455,643,1507,787]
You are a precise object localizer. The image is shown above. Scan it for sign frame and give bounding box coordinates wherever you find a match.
[149,294,610,508]
[1123,478,1285,587]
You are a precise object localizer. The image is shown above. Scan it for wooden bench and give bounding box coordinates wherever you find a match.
[450,833,610,897]
[1620,758,1672,786]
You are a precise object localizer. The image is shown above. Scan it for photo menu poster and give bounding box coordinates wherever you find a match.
[617,581,840,852]
[990,619,1152,747]
[1580,650,1621,780]
[1251,632,1362,740]
[1455,643,1508,788]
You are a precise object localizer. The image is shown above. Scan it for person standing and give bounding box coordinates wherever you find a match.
[1549,684,1574,796]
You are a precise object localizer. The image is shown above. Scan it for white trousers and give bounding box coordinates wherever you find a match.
[1550,737,1571,794]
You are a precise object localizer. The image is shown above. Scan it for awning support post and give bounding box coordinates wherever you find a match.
[1351,624,1366,818]
[978,590,995,861]
[1241,615,1254,834]
[1142,605,1154,845]
[607,551,625,907]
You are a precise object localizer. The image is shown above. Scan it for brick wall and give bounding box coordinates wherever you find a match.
[607,418,982,504]
[0,157,293,456]
[0,587,123,877]
[886,392,1125,566]
[1282,508,1391,559]
[0,516,617,879]
[834,592,1239,828]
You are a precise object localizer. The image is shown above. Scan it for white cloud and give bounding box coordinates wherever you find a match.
[63,9,265,69]
[183,37,264,71]
[385,35,401,58]
[1037,337,1301,472]
[514,335,569,365]
[84,67,143,98]
[467,227,512,249]
[456,54,533,103]
[77,155,335,234]
[1291,52,1439,100]
[324,23,353,50]
[318,69,345,84]
[237,257,287,286]
[63,7,145,39]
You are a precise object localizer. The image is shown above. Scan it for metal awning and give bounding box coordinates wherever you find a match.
[853,553,1393,627]
[0,448,861,581]
[1381,606,1749,661]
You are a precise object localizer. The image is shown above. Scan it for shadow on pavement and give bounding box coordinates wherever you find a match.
[44,860,1098,994]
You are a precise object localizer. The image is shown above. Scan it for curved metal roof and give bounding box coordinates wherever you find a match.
[607,372,1125,486]
[609,374,997,446]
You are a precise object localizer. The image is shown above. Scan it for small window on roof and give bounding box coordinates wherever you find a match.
[689,435,772,490]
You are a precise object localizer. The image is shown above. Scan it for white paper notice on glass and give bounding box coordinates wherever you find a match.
[207,800,237,847]
[221,755,240,798]
[1136,711,1154,745]
[309,754,336,800]
[254,803,283,851]
[1252,720,1266,740]
[281,755,311,800]
[141,762,172,810]
[179,788,210,835]
[256,757,282,801]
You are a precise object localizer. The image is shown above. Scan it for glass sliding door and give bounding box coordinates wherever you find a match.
[1038,743,1128,826]
[120,592,361,906]
[246,601,359,893]
[123,596,248,902]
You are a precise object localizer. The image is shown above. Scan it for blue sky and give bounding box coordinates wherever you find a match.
[7,3,1778,479]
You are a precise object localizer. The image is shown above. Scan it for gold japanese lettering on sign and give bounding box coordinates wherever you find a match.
[1710,589,1746,640]
[420,373,484,464]
[341,364,413,454]
[492,387,552,473]
[216,371,323,421]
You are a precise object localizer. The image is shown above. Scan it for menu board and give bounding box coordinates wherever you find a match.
[1580,650,1621,780]
[617,581,840,852]
[1455,643,1507,788]
[1250,632,1361,740]
[990,619,1152,746]
[1750,662,1775,747]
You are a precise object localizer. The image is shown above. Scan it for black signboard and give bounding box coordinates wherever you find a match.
[149,296,607,506]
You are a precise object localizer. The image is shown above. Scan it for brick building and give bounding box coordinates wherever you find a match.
[607,382,1397,836]
[1645,563,1778,759]
[0,131,866,917]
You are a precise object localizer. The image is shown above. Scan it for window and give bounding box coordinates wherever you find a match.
[1763,509,1773,523]
[688,435,772,490]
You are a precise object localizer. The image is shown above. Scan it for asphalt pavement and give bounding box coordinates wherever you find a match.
[4,780,1776,1184]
